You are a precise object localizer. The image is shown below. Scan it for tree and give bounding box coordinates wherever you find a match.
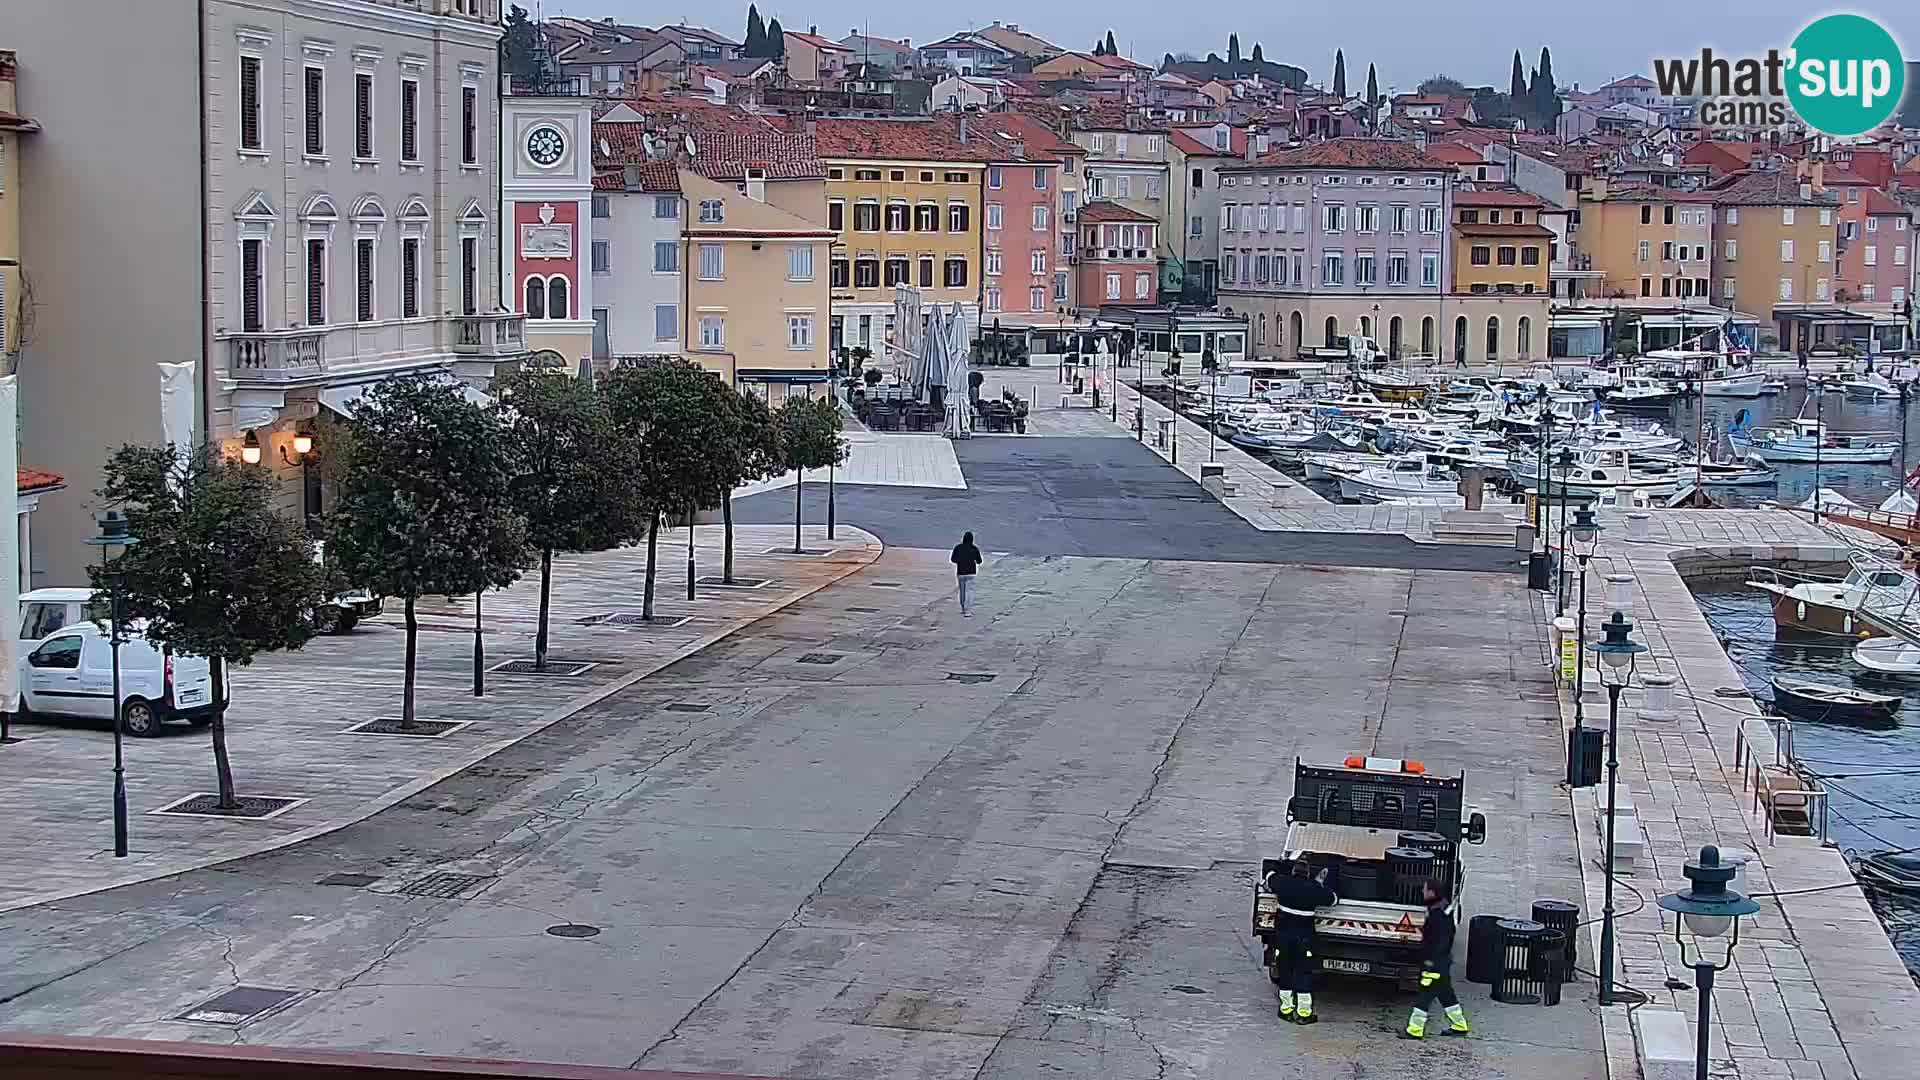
[713,391,782,585]
[772,396,850,555]
[1162,52,1175,72]
[92,444,329,810]
[497,368,641,673]
[1104,30,1118,57]
[1366,63,1379,121]
[1417,74,1469,97]
[602,362,726,621]
[1332,50,1346,98]
[1534,47,1561,133]
[1509,50,1529,120]
[766,17,786,59]
[329,375,528,728]
[500,5,543,85]
[744,5,765,57]
[1251,43,1264,64]
[1228,34,1241,65]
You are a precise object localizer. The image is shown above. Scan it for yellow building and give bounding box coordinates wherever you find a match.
[1704,166,1840,332]
[679,170,835,403]
[1450,190,1553,296]
[0,49,37,362]
[1575,177,1716,302]
[812,116,995,353]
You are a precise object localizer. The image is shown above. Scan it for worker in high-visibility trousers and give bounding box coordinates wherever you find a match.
[1403,878,1470,1039]
[1264,860,1336,1023]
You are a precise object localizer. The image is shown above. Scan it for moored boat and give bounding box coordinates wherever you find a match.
[1856,851,1920,892]
[1728,418,1900,464]
[1747,558,1908,639]
[1701,371,1768,398]
[1853,636,1920,675]
[1769,677,1901,725]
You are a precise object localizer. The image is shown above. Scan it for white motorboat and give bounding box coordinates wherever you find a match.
[1749,555,1910,639]
[1338,455,1473,503]
[1854,637,1920,676]
[1729,418,1900,464]
[1701,371,1768,398]
[1434,388,1502,421]
[1841,372,1898,399]
[1526,447,1683,499]
[1228,413,1318,451]
[1423,441,1510,477]
[1761,378,1788,394]
[1310,390,1396,417]
[1566,423,1686,455]
[1602,375,1682,409]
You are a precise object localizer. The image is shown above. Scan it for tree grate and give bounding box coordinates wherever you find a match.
[180,986,302,1025]
[398,871,496,899]
[797,652,844,665]
[344,718,470,738]
[488,659,597,677]
[869,580,904,588]
[600,613,690,629]
[846,606,882,614]
[545,923,602,938]
[946,672,998,684]
[317,873,382,888]
[151,793,305,820]
[664,702,711,713]
[696,575,771,589]
[764,546,833,556]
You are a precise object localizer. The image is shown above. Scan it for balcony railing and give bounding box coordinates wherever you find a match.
[453,312,527,358]
[226,329,327,384]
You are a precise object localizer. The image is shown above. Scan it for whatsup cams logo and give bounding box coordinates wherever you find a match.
[1652,13,1906,136]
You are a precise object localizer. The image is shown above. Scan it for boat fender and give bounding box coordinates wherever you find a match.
[1798,601,1808,621]
[1844,614,1853,634]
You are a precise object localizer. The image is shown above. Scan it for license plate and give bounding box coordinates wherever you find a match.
[178,689,205,705]
[1323,959,1371,974]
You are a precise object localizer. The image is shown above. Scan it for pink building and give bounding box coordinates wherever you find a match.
[982,113,1082,315]
[1074,201,1159,310]
[1837,188,1913,306]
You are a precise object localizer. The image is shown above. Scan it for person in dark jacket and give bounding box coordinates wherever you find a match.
[1403,878,1469,1038]
[951,532,983,616]
[1264,860,1337,1023]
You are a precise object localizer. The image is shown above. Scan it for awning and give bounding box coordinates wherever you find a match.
[318,380,491,418]
[734,368,833,383]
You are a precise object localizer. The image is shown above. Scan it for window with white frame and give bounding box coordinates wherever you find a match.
[1354,250,1376,286]
[1780,239,1793,261]
[988,165,1003,189]
[355,238,375,320]
[241,237,264,329]
[1721,277,1735,299]
[400,78,419,163]
[1387,251,1408,285]
[1782,207,1796,226]
[1421,251,1439,287]
[788,245,814,281]
[699,243,723,280]
[699,199,723,223]
[1779,277,1793,300]
[1031,250,1046,274]
[985,249,1002,276]
[985,287,1001,312]
[655,195,678,218]
[1190,215,1202,237]
[698,314,724,349]
[1116,175,1131,198]
[1867,216,1880,233]
[654,304,677,341]
[1391,205,1409,233]
[1323,204,1344,232]
[1358,205,1379,232]
[1819,239,1833,262]
[1034,167,1048,190]
[590,238,610,273]
[1863,283,1877,301]
[1724,239,1737,260]
[401,236,421,317]
[1257,204,1271,231]
[1725,207,1738,225]
[1146,175,1162,199]
[354,72,374,159]
[1894,286,1907,304]
[305,238,327,324]
[461,85,477,164]
[1818,208,1832,226]
[303,66,325,156]
[1292,203,1306,231]
[1105,273,1121,299]
[654,240,677,273]
[1322,250,1344,285]
[461,236,478,314]
[1420,205,1442,232]
[1033,205,1049,231]
[1223,253,1237,282]
[1220,204,1235,232]
[986,203,1003,230]
[239,54,263,152]
[1134,272,1149,298]
[1254,254,1269,283]
[787,314,813,349]
[1816,277,1829,301]
[1896,245,1908,266]
[1863,244,1874,265]
[1030,286,1046,311]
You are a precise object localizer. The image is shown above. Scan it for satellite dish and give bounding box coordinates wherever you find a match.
[684,134,698,159]
[597,137,610,159]
[642,133,658,157]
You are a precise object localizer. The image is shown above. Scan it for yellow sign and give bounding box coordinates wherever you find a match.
[1560,634,1578,682]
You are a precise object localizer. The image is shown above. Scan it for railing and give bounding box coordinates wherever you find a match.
[452,312,527,357]
[225,329,327,383]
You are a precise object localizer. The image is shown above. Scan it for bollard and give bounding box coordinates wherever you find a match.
[1625,511,1651,541]
[1638,672,1677,722]
[1605,573,1635,616]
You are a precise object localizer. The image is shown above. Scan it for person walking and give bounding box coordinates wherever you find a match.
[951,532,983,616]
[1264,860,1337,1023]
[1403,878,1470,1039]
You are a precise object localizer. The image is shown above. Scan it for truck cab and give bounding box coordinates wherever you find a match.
[1253,755,1486,983]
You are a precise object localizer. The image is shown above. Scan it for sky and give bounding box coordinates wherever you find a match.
[528,1,1918,95]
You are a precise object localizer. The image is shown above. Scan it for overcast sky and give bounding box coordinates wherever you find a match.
[530,1,1917,94]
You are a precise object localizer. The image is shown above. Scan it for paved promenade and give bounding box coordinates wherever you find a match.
[1551,507,1919,1080]
[0,525,879,912]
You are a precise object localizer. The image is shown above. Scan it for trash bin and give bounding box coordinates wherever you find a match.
[1492,919,1564,1005]
[1531,900,1580,981]
[1466,914,1505,984]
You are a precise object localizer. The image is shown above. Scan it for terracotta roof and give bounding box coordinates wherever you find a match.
[1821,167,1873,185]
[1705,168,1841,206]
[784,31,852,53]
[18,467,63,492]
[590,160,680,193]
[971,24,1060,58]
[1601,75,1655,89]
[1455,188,1547,208]
[1596,180,1715,202]
[984,112,1081,158]
[1454,222,1556,238]
[686,125,824,179]
[1166,127,1247,157]
[1863,189,1909,216]
[1225,137,1450,172]
[808,115,1011,163]
[1423,142,1486,165]
[1076,200,1157,223]
[0,109,39,131]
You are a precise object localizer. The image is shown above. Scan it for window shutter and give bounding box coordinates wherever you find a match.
[461,237,477,315]
[239,57,261,149]
[356,239,374,321]
[400,80,418,161]
[355,74,373,158]
[242,239,263,331]
[402,238,419,318]
[306,240,326,324]
[305,68,324,155]
[461,87,477,164]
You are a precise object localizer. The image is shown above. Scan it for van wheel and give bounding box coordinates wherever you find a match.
[121,699,163,737]
[333,611,359,634]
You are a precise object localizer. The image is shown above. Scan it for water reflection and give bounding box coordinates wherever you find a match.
[1667,386,1918,508]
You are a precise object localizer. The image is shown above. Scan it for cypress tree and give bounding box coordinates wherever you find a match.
[1104,30,1118,57]
[1366,63,1379,116]
[767,17,785,59]
[1535,47,1561,131]
[744,5,764,57]
[1251,43,1264,64]
[1228,34,1241,65]
[1332,49,1346,98]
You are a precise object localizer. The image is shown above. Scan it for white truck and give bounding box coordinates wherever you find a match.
[1298,334,1381,367]
[1253,755,1486,984]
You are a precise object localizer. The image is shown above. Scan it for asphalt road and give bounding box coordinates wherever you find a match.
[734,436,1522,573]
[0,549,1595,1079]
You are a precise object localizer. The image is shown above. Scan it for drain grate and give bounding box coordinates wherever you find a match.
[946,672,998,684]
[398,871,495,899]
[846,606,882,614]
[869,581,905,588]
[796,652,843,665]
[318,872,382,888]
[151,793,306,820]
[344,718,470,738]
[696,575,771,589]
[664,702,711,713]
[180,986,302,1025]
[600,613,690,629]
[488,659,597,677]
[764,546,832,556]
[546,923,602,938]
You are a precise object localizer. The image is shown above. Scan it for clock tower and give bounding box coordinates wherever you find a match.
[501,89,594,367]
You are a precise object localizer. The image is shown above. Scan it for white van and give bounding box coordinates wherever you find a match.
[18,622,226,736]
[19,587,111,648]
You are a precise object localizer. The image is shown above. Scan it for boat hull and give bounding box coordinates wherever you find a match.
[1748,580,1883,639]
[1770,678,1900,725]
[1702,373,1769,398]
[1853,637,1920,674]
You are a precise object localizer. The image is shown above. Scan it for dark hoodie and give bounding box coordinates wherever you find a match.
[951,533,983,576]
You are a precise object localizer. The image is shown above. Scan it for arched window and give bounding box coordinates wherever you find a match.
[1389,316,1403,360]
[1453,316,1468,365]
[524,276,546,319]
[1324,316,1339,348]
[1518,316,1533,359]
[1359,315,1372,339]
[1485,316,1500,361]
[546,276,569,320]
[1290,311,1303,352]
[1258,313,1267,344]
[1421,316,1435,355]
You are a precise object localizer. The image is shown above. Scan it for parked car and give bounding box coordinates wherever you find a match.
[313,540,383,633]
[18,622,227,736]
[19,587,111,648]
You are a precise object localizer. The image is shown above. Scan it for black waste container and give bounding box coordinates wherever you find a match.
[1465,914,1505,984]
[1492,920,1566,1006]
[1398,831,1455,894]
[1568,727,1603,788]
[1531,900,1580,982]
[1385,847,1436,905]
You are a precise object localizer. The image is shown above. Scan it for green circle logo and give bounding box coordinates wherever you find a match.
[1786,14,1906,137]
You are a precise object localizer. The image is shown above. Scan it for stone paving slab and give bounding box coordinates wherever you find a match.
[1540,512,1920,1080]
[0,524,880,912]
[735,431,966,495]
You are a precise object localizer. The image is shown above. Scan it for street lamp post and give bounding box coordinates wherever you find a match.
[1658,846,1762,1080]
[1204,348,1219,462]
[1590,610,1648,1007]
[1569,506,1602,786]
[85,510,139,859]
[1555,448,1575,616]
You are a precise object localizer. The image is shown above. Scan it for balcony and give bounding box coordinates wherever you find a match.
[225,329,327,385]
[453,312,527,359]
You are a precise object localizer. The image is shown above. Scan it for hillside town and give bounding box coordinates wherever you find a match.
[4,5,1920,1080]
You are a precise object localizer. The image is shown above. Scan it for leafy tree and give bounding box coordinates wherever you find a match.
[497,368,641,672]
[92,444,329,810]
[1251,43,1263,64]
[1104,30,1118,57]
[500,5,543,84]
[766,18,786,60]
[744,5,765,57]
[328,376,529,728]
[1418,74,1468,97]
[712,390,782,584]
[1162,52,1175,72]
[772,395,850,554]
[1205,52,1222,64]
[1332,49,1346,98]
[1228,34,1241,65]
[602,362,729,620]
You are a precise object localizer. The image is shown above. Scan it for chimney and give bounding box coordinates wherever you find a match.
[746,167,767,202]
[1811,160,1825,193]
[958,109,970,144]
[1244,123,1261,161]
[804,101,818,139]
[624,164,642,189]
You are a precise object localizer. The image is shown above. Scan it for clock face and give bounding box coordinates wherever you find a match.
[527,125,565,167]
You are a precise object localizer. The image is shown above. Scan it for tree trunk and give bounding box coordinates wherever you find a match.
[643,513,659,621]
[722,493,735,584]
[402,594,419,728]
[793,469,804,553]
[210,655,237,809]
[534,546,553,671]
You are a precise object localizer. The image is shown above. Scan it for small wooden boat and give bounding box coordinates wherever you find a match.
[1770,677,1901,725]
[1856,850,1920,892]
